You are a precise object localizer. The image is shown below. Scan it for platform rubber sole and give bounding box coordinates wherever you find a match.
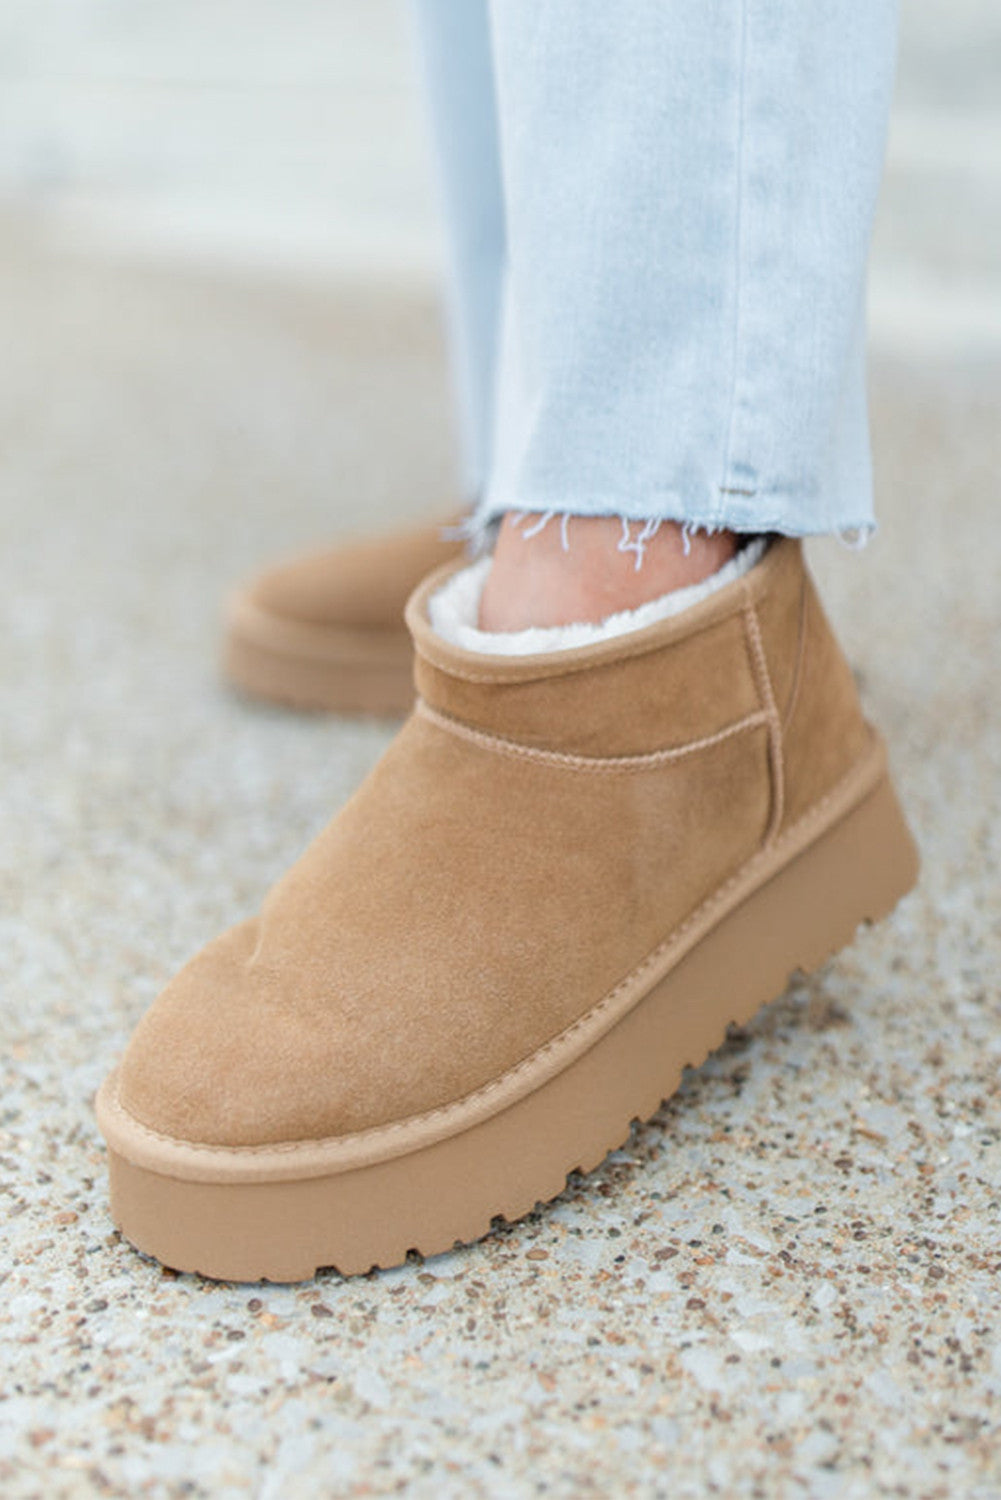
[224,593,414,716]
[98,746,918,1283]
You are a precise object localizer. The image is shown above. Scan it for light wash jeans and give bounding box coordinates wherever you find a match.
[412,0,898,541]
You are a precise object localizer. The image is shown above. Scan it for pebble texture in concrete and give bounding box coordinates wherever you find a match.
[2,241,1000,1497]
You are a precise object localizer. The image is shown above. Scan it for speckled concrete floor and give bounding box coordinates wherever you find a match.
[3,237,1001,1498]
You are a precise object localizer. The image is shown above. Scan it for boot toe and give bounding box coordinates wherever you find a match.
[116,920,335,1149]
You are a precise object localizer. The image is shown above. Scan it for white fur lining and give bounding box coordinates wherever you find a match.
[429,538,767,656]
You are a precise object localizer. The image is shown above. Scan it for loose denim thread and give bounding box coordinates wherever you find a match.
[519,509,556,541]
[617,516,663,570]
[511,510,667,569]
[838,524,875,551]
[447,510,744,569]
[506,509,573,553]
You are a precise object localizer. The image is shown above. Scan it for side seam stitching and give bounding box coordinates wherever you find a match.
[781,575,809,732]
[415,696,768,774]
[743,595,785,843]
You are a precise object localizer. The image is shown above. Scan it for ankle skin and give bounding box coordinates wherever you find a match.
[478,516,738,631]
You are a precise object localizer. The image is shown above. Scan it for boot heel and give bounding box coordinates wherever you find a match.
[772,771,919,976]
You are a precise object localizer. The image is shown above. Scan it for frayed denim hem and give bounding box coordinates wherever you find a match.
[449,503,876,565]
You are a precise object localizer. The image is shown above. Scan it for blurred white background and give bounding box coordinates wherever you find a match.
[0,1,439,277]
[0,0,999,353]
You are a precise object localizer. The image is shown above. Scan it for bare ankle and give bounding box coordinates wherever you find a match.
[478,515,739,632]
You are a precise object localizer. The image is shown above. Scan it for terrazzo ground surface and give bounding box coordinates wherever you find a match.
[3,239,1001,1497]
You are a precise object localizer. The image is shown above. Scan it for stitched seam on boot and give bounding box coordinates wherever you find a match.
[111,735,882,1161]
[781,576,809,732]
[742,598,785,844]
[414,696,769,772]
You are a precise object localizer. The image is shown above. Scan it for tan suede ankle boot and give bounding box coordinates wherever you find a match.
[99,538,919,1282]
[224,516,465,715]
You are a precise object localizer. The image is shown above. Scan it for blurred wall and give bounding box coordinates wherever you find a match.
[0,0,998,351]
[0,0,441,276]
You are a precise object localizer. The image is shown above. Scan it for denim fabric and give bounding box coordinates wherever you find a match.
[411,0,505,497]
[413,1,898,539]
